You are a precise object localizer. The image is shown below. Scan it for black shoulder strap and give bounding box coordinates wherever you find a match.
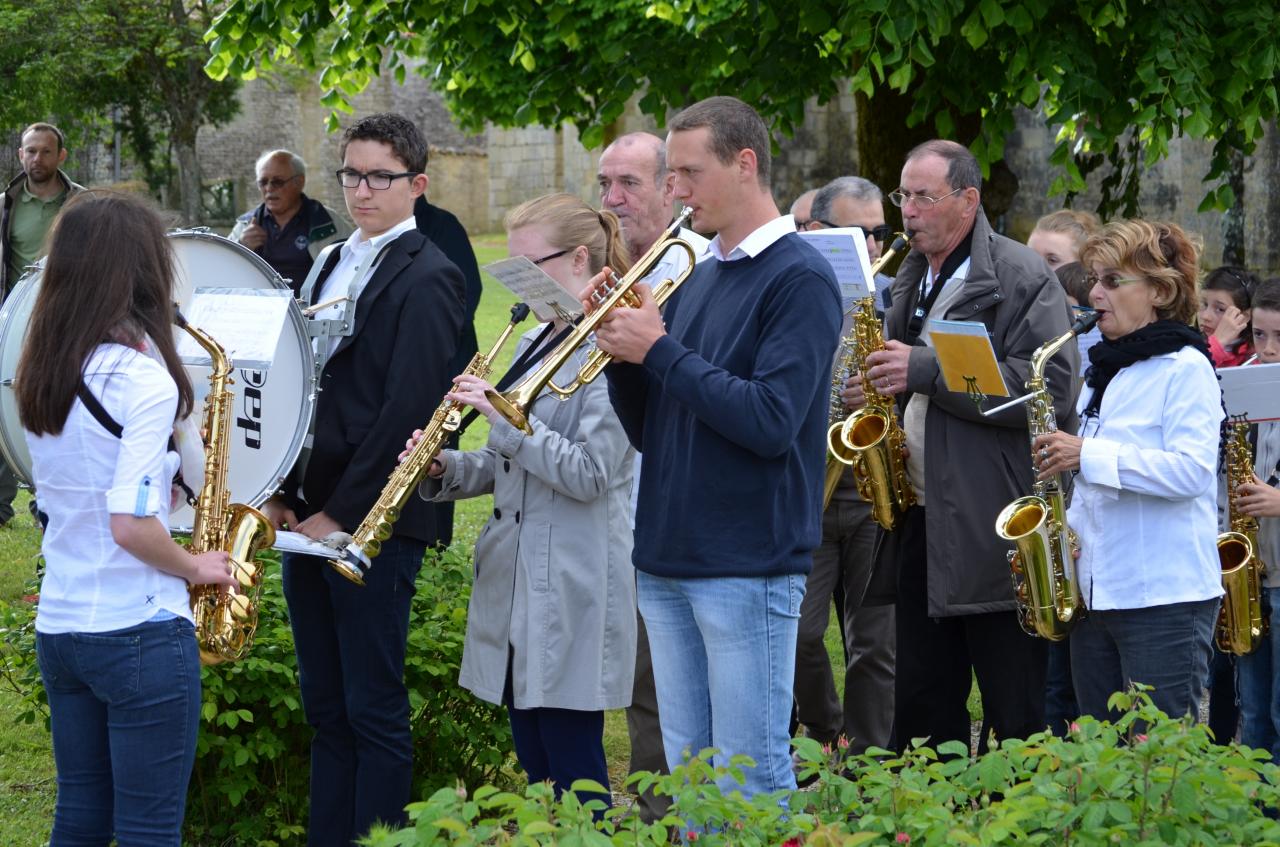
[77,379,197,506]
[77,382,122,437]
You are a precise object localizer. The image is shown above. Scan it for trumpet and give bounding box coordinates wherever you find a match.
[486,209,697,433]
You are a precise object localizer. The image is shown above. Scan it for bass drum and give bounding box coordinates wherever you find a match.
[0,230,315,532]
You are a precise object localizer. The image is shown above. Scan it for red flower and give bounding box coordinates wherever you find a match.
[686,832,698,842]
[781,839,803,847]
[896,834,911,844]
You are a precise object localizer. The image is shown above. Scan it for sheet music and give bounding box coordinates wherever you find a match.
[1219,362,1280,421]
[797,228,874,311]
[272,530,342,558]
[177,288,292,370]
[482,256,584,324]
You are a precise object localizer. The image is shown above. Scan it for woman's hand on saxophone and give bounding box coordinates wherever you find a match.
[447,374,500,422]
[189,551,240,590]
[399,428,446,479]
[1033,431,1083,481]
[1236,473,1280,518]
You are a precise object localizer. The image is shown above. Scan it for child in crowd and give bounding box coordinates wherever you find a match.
[1234,278,1280,763]
[1200,266,1259,368]
[1028,209,1100,271]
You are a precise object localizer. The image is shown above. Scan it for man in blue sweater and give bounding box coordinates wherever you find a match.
[593,96,842,799]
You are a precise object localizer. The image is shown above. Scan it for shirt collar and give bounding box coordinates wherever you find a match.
[347,215,416,255]
[707,214,795,262]
[20,180,65,204]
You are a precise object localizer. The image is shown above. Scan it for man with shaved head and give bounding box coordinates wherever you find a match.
[790,187,819,230]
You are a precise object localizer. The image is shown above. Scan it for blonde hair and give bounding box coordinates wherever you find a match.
[1080,219,1202,325]
[504,193,632,277]
[1033,209,1101,256]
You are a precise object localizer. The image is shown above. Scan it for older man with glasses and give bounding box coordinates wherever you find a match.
[231,148,353,292]
[854,140,1079,753]
[790,175,897,757]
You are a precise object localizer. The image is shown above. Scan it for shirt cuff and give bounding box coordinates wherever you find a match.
[418,451,458,501]
[1080,437,1121,491]
[106,475,163,517]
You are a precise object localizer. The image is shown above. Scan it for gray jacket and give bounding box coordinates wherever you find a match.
[421,330,637,710]
[872,210,1079,617]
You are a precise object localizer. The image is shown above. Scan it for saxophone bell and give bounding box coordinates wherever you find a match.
[1215,416,1268,655]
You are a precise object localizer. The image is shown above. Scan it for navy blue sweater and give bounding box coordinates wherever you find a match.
[606,232,841,578]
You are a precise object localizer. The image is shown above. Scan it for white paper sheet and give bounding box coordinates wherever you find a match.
[797,228,874,311]
[1219,362,1280,421]
[482,256,584,324]
[177,288,293,370]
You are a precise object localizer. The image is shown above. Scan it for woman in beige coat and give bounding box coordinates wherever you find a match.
[416,193,637,812]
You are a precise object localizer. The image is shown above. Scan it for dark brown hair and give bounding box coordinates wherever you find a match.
[339,113,427,173]
[17,191,193,435]
[22,122,65,150]
[1202,265,1259,312]
[1054,261,1092,305]
[668,96,771,188]
[1252,278,1280,315]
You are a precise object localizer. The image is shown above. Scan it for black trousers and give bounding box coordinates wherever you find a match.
[892,506,1047,753]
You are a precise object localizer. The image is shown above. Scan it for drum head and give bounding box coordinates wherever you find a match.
[0,231,316,533]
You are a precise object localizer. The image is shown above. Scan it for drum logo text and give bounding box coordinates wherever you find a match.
[237,369,265,449]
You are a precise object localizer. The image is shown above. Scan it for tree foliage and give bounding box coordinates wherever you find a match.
[205,0,1278,216]
[0,0,240,223]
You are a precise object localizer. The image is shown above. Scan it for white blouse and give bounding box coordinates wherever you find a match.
[28,344,192,634]
[1068,346,1224,611]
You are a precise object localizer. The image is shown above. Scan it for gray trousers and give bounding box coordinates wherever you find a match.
[625,613,670,822]
[0,457,19,524]
[793,497,895,752]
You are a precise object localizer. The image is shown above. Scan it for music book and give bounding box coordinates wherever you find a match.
[1219,362,1280,421]
[797,227,874,312]
[482,256,584,324]
[272,530,344,558]
[927,318,1009,398]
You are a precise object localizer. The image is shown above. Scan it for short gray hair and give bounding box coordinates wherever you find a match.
[905,139,980,192]
[811,177,882,222]
[255,149,306,178]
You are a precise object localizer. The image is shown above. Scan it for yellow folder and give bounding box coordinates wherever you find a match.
[928,319,1009,397]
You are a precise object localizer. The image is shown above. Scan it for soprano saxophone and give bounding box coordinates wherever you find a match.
[326,303,531,584]
[1216,415,1268,655]
[179,312,277,666]
[824,234,914,526]
[992,310,1097,641]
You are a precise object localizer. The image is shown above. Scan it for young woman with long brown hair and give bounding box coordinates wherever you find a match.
[18,190,235,846]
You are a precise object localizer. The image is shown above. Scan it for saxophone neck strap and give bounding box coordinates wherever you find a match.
[457,320,575,433]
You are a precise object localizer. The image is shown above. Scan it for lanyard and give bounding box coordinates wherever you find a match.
[457,320,577,432]
[904,227,974,346]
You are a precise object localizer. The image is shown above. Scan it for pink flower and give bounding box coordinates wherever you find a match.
[686,832,698,842]
[781,839,803,847]
[1135,733,1148,743]
[837,737,850,749]
[1069,722,1081,733]
[896,834,911,844]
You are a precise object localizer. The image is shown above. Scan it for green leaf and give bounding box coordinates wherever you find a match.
[960,12,988,49]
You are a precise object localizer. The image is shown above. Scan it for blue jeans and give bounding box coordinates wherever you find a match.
[1239,586,1280,762]
[1069,598,1217,722]
[282,536,425,846]
[637,571,805,800]
[36,617,201,847]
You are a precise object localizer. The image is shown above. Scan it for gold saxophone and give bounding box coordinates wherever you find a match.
[326,304,531,584]
[178,312,277,666]
[486,209,697,433]
[992,311,1097,641]
[1216,415,1268,655]
[824,234,914,527]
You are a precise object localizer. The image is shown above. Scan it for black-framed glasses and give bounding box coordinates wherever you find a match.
[257,174,301,189]
[530,249,571,266]
[335,169,419,190]
[793,218,811,231]
[1086,272,1143,290]
[813,221,895,243]
[887,187,964,208]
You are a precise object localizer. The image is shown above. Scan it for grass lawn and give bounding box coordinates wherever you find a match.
[0,232,941,844]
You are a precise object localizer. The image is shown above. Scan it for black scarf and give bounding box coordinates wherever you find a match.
[1083,320,1211,418]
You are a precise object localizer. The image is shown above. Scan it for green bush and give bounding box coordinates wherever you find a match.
[0,545,515,846]
[362,687,1280,846]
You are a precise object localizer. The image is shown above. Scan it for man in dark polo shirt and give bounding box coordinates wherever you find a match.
[230,149,352,292]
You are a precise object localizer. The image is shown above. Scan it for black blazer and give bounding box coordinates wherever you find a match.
[414,197,483,374]
[286,228,466,544]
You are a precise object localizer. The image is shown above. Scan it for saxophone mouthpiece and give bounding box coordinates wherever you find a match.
[1071,309,1100,335]
[173,304,189,329]
[510,303,531,323]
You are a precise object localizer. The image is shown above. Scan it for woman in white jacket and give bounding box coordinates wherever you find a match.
[1034,219,1223,722]
[417,193,637,811]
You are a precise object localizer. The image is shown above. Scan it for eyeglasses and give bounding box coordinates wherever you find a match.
[257,174,301,189]
[813,221,895,243]
[1086,272,1144,290]
[887,187,964,208]
[530,249,571,266]
[335,169,419,190]
[793,219,811,231]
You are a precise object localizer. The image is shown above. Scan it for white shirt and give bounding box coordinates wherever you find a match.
[902,258,971,506]
[28,345,191,633]
[707,214,795,262]
[1252,420,1280,588]
[313,215,417,358]
[1068,346,1225,610]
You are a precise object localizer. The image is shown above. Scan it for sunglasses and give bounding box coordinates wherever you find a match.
[811,222,895,243]
[1086,272,1143,290]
